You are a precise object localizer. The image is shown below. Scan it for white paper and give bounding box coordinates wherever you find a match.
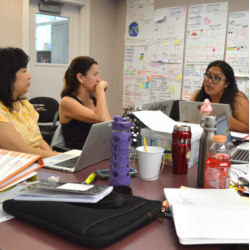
[226,12,249,77]
[57,183,93,191]
[164,188,249,244]
[132,110,203,139]
[182,2,228,100]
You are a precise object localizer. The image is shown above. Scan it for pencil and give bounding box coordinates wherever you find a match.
[143,136,148,152]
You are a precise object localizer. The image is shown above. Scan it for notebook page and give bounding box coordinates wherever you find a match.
[173,205,249,244]
[164,188,248,208]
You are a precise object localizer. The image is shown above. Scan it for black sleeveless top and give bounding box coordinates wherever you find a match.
[61,95,93,150]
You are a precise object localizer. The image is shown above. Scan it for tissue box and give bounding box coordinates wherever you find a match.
[140,128,201,168]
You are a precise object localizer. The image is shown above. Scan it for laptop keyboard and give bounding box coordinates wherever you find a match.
[231,149,249,163]
[54,156,79,168]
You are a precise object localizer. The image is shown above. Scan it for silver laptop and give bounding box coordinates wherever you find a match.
[43,121,112,172]
[216,112,249,164]
[179,100,230,124]
[142,100,173,116]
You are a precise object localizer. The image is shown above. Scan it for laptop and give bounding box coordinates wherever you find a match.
[179,100,230,124]
[141,100,174,116]
[216,112,249,164]
[43,121,112,172]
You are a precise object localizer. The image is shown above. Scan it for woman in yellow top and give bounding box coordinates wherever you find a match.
[190,60,249,133]
[0,47,58,158]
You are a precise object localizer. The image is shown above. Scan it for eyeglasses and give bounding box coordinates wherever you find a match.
[203,73,226,85]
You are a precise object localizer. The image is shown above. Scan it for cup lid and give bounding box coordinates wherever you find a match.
[174,125,191,132]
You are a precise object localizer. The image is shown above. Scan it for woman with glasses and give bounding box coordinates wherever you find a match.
[59,56,111,150]
[190,60,249,133]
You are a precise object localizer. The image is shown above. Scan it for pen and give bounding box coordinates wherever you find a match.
[143,136,148,152]
[82,173,96,184]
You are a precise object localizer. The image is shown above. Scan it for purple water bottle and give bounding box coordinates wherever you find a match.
[109,116,134,186]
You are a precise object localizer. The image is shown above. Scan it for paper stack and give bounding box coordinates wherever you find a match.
[164,188,249,245]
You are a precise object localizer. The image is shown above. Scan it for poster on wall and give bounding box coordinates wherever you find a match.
[125,0,154,44]
[226,12,249,77]
[152,6,186,63]
[182,2,228,100]
[123,4,186,108]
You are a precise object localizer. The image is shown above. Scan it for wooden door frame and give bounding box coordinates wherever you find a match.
[22,0,90,56]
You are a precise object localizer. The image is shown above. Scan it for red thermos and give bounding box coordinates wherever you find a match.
[172,125,191,175]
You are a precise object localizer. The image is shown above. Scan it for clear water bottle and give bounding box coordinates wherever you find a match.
[197,116,217,187]
[204,135,231,189]
[109,116,134,186]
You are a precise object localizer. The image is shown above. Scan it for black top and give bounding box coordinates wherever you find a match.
[61,95,93,150]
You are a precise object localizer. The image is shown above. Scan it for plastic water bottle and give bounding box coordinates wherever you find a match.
[109,116,134,186]
[197,116,217,187]
[204,135,231,189]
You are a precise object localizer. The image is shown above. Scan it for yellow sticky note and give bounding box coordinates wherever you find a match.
[174,38,179,45]
[170,86,174,92]
[163,41,166,45]
[176,74,181,80]
[140,82,144,88]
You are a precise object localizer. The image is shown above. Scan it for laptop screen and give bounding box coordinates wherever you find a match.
[216,112,233,146]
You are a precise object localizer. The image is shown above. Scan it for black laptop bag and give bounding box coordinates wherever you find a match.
[3,189,162,248]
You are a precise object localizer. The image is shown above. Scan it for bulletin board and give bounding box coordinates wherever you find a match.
[123,0,249,109]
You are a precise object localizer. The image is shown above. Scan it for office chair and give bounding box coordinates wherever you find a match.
[50,124,72,152]
[169,100,180,121]
[29,97,59,144]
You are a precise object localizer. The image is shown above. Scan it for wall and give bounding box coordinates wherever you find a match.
[0,0,248,118]
[113,0,249,116]
[0,0,23,48]
[89,0,118,117]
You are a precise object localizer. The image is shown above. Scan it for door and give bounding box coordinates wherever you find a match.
[28,0,79,102]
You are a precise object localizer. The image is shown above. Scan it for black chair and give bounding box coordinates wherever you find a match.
[29,97,59,144]
[169,100,180,121]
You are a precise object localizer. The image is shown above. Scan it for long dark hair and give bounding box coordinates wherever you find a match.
[61,56,97,98]
[0,47,29,111]
[195,60,241,114]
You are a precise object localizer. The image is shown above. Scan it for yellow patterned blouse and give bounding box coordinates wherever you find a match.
[0,100,43,148]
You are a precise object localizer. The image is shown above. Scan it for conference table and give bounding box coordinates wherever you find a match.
[0,160,244,250]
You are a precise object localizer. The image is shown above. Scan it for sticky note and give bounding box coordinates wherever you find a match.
[174,38,179,45]
[163,41,166,45]
[140,53,144,60]
[170,86,174,92]
[176,74,181,80]
[145,82,149,88]
[140,82,144,88]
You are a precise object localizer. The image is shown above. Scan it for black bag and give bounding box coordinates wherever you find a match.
[3,189,161,248]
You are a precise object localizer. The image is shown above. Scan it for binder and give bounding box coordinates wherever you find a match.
[0,149,44,191]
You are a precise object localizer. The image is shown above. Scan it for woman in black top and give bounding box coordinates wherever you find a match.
[59,56,111,149]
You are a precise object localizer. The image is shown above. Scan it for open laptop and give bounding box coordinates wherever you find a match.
[43,121,112,172]
[216,112,249,164]
[179,100,230,124]
[142,100,174,116]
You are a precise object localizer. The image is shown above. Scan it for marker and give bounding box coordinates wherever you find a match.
[243,134,249,140]
[82,173,96,184]
[143,136,148,152]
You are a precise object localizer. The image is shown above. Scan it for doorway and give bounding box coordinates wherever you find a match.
[24,0,90,102]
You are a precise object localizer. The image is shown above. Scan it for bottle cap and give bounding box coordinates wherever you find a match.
[174,125,191,132]
[204,115,217,128]
[112,116,134,130]
[213,135,227,142]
